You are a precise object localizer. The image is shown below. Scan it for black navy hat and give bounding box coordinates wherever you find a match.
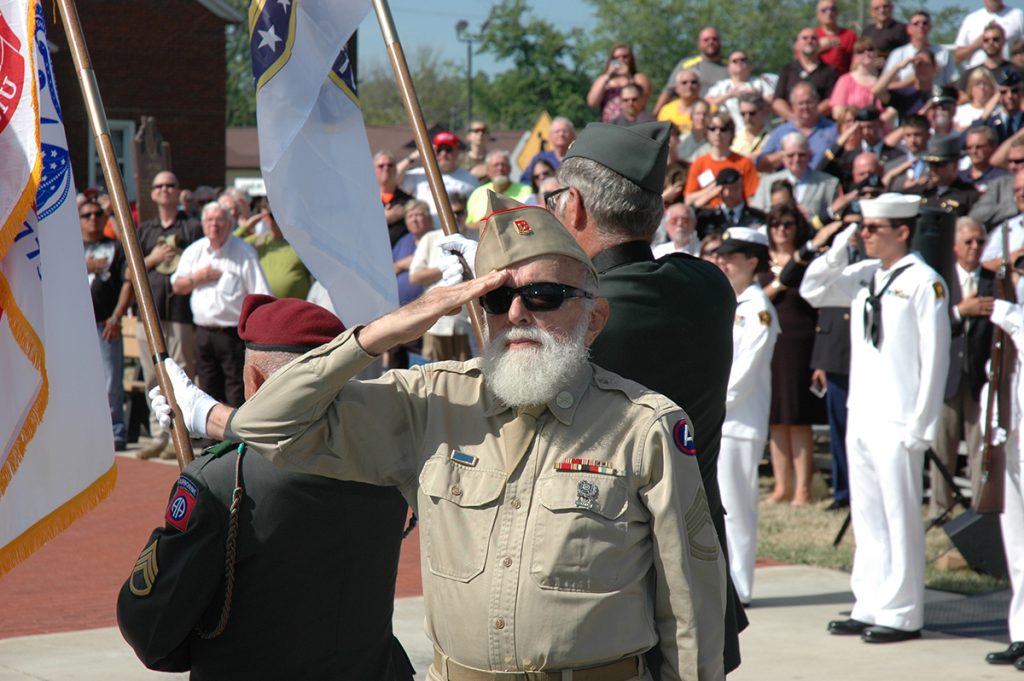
[928,84,958,105]
[716,168,742,185]
[854,107,880,122]
[563,121,671,193]
[998,67,1022,88]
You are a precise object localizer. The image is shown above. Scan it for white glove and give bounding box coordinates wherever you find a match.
[900,432,931,453]
[147,386,173,430]
[824,222,859,267]
[161,357,218,438]
[438,234,478,285]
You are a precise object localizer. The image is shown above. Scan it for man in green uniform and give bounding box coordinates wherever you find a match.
[117,295,412,680]
[548,121,746,672]
[161,193,727,680]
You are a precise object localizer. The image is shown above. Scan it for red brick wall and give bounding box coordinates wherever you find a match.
[48,1,230,194]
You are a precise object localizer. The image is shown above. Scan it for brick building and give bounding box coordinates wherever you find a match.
[48,0,243,200]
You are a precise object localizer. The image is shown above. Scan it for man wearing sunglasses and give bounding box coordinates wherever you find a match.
[400,130,479,218]
[549,121,745,674]
[801,194,951,644]
[161,192,727,681]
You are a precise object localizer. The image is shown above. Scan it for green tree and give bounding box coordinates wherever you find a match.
[473,0,592,129]
[358,47,466,128]
[224,0,256,127]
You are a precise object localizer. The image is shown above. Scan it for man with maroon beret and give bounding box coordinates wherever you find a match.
[117,295,414,680]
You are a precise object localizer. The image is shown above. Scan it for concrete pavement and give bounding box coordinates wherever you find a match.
[0,563,1012,681]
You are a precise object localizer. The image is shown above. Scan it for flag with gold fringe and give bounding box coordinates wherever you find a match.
[251,0,398,326]
[0,0,116,576]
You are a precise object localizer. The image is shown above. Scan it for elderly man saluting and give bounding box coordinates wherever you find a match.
[163,191,727,681]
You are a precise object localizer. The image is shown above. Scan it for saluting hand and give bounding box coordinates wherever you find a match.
[357,269,509,355]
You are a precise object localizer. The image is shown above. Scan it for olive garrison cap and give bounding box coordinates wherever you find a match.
[474,191,596,279]
[238,294,346,353]
[562,121,672,193]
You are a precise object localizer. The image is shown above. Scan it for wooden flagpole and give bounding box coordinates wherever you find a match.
[54,0,194,469]
[372,0,486,348]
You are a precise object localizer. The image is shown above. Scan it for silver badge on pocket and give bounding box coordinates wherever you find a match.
[576,480,599,510]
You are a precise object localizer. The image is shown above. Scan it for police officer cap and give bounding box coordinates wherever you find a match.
[928,85,958,105]
[716,168,742,186]
[921,134,961,163]
[997,67,1022,88]
[562,121,671,193]
[475,191,596,279]
[859,193,921,220]
[711,227,770,271]
[238,294,346,353]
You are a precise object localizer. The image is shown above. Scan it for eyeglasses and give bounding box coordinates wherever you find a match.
[376,162,395,168]
[707,126,733,133]
[480,283,595,314]
[771,221,797,229]
[1001,87,1023,95]
[470,127,488,134]
[856,48,877,55]
[962,238,985,245]
[784,152,809,158]
[79,210,103,219]
[1008,157,1024,165]
[152,183,177,190]
[544,186,570,210]
[679,79,699,85]
[436,145,456,154]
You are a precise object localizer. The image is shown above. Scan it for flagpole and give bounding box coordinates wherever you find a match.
[372,0,486,348]
[54,0,194,469]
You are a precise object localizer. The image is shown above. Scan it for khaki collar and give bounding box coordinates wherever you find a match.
[482,362,593,426]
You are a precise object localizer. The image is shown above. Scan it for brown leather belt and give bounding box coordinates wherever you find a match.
[432,650,642,681]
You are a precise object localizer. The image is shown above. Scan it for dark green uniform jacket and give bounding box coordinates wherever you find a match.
[587,241,747,672]
[117,442,412,680]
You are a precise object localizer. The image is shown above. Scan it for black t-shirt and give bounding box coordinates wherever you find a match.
[774,61,840,103]
[85,237,127,322]
[384,186,414,247]
[861,20,908,57]
[136,212,203,323]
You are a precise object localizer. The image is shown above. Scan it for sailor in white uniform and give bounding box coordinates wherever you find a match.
[800,193,951,643]
[711,227,780,606]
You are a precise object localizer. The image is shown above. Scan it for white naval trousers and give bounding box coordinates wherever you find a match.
[717,435,765,604]
[847,419,926,631]
[1002,432,1024,641]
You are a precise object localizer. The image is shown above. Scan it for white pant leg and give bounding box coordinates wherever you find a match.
[717,435,763,603]
[847,422,882,625]
[871,433,926,630]
[1002,432,1024,641]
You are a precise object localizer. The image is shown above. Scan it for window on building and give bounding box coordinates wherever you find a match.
[86,119,136,201]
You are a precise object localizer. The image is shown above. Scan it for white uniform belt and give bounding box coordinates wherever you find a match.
[432,649,642,681]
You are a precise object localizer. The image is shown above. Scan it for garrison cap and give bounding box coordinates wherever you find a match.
[563,121,671,193]
[238,294,345,353]
[474,191,596,279]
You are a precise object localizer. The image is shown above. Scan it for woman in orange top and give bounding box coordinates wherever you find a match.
[684,112,759,208]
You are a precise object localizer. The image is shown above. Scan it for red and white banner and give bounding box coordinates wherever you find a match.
[0,0,116,575]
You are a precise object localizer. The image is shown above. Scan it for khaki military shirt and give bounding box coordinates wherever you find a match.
[229,329,726,681]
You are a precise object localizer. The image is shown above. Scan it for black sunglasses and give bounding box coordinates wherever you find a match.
[544,186,570,210]
[79,210,103,219]
[480,283,594,314]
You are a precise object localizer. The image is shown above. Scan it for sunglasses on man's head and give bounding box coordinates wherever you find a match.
[480,283,594,314]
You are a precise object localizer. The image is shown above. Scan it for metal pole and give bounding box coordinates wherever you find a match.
[373,0,486,348]
[55,0,194,469]
[467,39,473,124]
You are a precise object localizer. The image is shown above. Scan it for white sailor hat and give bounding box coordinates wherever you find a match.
[859,193,921,220]
[714,227,770,251]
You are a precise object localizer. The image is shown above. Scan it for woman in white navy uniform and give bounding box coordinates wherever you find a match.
[712,227,780,606]
[800,193,951,644]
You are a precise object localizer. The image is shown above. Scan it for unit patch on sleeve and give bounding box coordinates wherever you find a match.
[932,281,945,300]
[758,310,772,326]
[673,418,697,456]
[165,475,198,532]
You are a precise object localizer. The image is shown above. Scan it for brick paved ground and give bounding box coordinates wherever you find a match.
[0,454,422,639]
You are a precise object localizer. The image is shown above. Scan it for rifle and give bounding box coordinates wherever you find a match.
[977,220,1016,513]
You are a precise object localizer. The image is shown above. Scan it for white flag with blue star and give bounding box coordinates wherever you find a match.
[252,0,397,325]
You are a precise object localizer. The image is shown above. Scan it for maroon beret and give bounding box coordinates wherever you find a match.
[237,294,345,353]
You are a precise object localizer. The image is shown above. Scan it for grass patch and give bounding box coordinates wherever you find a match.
[755,477,1009,595]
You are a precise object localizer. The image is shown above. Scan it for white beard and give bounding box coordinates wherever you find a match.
[481,320,591,408]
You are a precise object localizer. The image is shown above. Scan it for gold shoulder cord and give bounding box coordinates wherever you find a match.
[196,443,246,639]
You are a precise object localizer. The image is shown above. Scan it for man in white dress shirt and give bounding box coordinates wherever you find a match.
[801,193,951,643]
[172,202,270,406]
[654,203,701,257]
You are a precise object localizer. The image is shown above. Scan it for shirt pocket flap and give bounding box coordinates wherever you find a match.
[537,474,628,520]
[419,457,506,507]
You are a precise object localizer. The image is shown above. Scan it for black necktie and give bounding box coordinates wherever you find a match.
[864,265,911,348]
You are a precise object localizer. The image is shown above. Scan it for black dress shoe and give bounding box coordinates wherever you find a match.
[825,499,849,512]
[828,618,870,635]
[861,625,922,643]
[988,641,1024,664]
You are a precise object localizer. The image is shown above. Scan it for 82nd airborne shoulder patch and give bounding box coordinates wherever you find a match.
[165,475,198,532]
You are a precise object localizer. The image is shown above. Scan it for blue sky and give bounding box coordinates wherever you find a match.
[357,0,971,78]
